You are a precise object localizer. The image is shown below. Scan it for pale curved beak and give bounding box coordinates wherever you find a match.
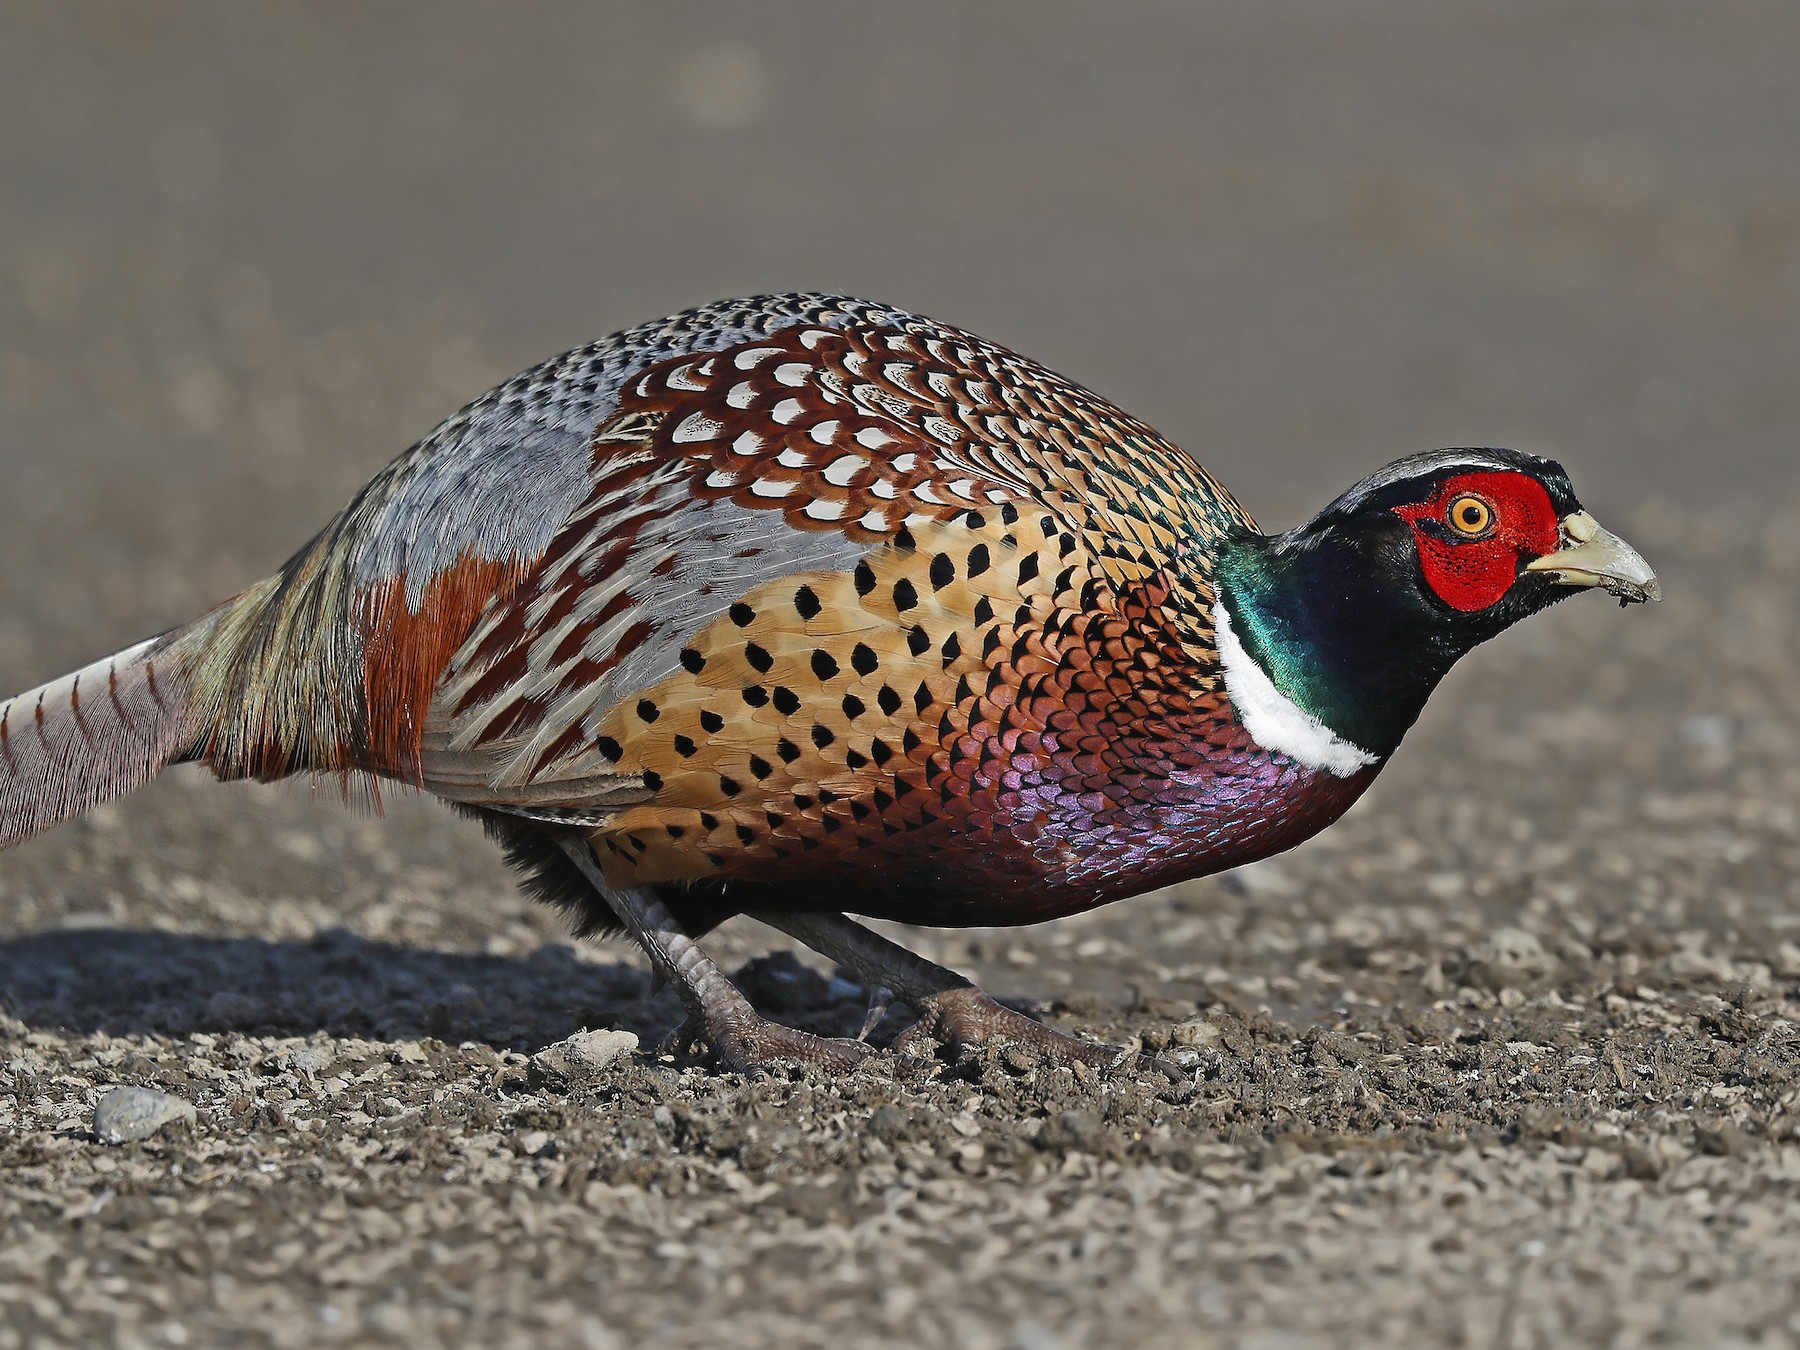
[1524,510,1661,604]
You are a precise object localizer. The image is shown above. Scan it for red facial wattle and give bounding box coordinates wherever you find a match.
[1393,471,1562,613]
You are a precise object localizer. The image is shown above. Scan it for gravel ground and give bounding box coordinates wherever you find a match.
[4,5,1800,1348]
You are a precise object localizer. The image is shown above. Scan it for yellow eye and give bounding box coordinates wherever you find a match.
[1447,494,1494,538]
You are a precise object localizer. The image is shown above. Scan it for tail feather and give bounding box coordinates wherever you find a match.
[0,632,198,850]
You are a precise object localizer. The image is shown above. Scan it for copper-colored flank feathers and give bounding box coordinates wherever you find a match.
[360,555,529,780]
[0,293,1657,1074]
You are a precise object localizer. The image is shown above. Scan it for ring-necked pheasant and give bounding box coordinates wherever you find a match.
[0,295,1658,1073]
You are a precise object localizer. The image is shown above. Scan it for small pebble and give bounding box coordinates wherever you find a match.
[92,1087,198,1145]
[868,1105,913,1142]
[531,1029,640,1087]
[1038,1108,1105,1154]
[286,1045,336,1076]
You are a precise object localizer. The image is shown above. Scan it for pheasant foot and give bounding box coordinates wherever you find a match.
[657,1010,869,1075]
[757,910,1175,1077]
[888,984,1129,1068]
[556,839,867,1075]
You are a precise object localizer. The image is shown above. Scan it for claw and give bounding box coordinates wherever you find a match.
[655,1014,704,1058]
[891,1019,938,1059]
[643,967,670,1003]
[857,984,896,1041]
[1134,1050,1190,1084]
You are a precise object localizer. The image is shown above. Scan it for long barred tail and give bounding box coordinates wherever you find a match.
[0,631,201,850]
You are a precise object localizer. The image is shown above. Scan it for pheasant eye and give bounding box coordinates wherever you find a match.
[1446,494,1494,539]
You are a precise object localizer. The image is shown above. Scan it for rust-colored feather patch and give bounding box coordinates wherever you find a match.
[362,554,526,780]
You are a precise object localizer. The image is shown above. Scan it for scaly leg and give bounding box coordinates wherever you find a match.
[555,838,867,1075]
[755,910,1159,1074]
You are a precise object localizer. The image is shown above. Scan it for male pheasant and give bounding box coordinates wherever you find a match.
[0,295,1659,1073]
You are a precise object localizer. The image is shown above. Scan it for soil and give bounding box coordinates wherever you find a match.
[4,5,1800,1348]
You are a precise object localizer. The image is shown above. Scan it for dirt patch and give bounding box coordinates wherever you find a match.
[6,513,1800,1348]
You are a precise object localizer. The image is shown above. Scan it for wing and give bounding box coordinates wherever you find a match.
[197,295,922,781]
[413,296,1257,818]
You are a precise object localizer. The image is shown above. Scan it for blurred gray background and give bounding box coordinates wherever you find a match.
[4,5,1800,1348]
[3,0,1795,669]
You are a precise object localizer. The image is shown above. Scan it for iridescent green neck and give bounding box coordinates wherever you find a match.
[1212,530,1463,759]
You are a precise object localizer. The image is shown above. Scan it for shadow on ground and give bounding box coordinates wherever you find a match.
[0,927,893,1052]
[0,927,659,1047]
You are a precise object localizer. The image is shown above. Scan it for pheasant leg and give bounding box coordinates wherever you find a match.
[555,839,867,1075]
[755,910,1154,1073]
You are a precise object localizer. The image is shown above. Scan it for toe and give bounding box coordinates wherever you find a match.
[905,986,1133,1071]
[712,1020,871,1076]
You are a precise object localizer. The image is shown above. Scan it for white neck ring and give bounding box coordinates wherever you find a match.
[1212,600,1379,778]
